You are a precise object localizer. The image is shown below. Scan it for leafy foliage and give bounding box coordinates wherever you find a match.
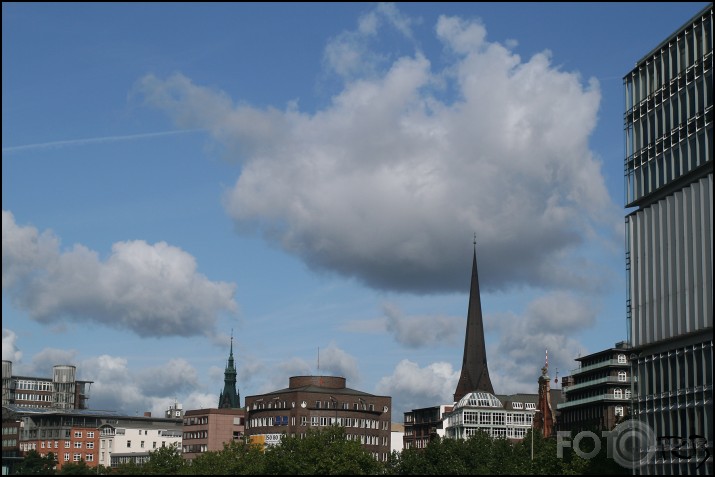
[15,450,56,475]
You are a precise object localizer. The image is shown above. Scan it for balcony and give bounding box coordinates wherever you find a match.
[562,376,632,393]
[569,359,626,375]
[557,393,631,409]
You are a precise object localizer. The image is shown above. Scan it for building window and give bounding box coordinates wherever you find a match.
[64,453,70,462]
[127,440,131,448]
[614,389,623,399]
[615,406,624,417]
[618,371,627,382]
[74,431,82,438]
[86,454,93,462]
[74,442,82,448]
[86,442,94,449]
[87,432,94,438]
[512,402,523,409]
[525,402,536,410]
[153,442,157,449]
[618,354,627,364]
[65,441,70,449]
[625,389,632,399]
[141,441,145,448]
[73,454,81,462]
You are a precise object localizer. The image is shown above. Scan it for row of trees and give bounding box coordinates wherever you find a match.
[15,426,629,475]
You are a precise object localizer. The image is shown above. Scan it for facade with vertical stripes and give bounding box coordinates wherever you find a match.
[624,4,712,474]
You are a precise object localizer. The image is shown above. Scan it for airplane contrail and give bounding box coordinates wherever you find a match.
[2,129,203,154]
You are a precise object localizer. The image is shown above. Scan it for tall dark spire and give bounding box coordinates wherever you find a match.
[219,333,241,409]
[454,238,495,402]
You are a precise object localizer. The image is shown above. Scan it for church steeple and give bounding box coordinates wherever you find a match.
[454,238,495,402]
[218,333,240,409]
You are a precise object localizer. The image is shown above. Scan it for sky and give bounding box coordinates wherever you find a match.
[3,2,709,419]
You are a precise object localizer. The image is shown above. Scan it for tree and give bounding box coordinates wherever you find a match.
[188,440,266,475]
[15,450,56,475]
[57,460,95,475]
[264,426,382,475]
[142,443,187,475]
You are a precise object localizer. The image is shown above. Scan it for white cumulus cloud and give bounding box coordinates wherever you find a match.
[2,210,237,338]
[135,6,618,296]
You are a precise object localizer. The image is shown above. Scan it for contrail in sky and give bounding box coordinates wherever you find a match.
[2,129,203,154]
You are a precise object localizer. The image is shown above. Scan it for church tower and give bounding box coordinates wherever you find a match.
[453,239,495,402]
[218,335,241,409]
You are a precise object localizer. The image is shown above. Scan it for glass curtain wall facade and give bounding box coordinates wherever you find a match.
[624,4,712,475]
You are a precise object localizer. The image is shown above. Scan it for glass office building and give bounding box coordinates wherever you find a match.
[624,4,712,475]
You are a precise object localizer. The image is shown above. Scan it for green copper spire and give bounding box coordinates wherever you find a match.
[218,332,241,408]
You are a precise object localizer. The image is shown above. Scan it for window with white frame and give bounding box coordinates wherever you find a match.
[614,388,623,399]
[615,406,624,417]
[618,371,627,382]
[525,402,536,410]
[618,354,627,364]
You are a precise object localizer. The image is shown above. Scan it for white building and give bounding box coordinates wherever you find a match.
[443,392,536,440]
[98,419,182,468]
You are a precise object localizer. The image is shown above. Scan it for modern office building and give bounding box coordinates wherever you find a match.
[245,375,392,462]
[624,4,712,474]
[557,341,634,432]
[2,361,93,410]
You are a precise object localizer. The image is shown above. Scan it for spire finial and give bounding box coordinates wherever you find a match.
[473,233,476,246]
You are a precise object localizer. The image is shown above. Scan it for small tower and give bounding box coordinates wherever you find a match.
[533,350,556,437]
[218,334,241,409]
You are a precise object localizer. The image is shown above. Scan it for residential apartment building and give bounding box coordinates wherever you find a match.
[624,4,712,474]
[403,404,453,450]
[181,407,245,461]
[245,375,392,462]
[557,342,634,432]
[2,361,92,410]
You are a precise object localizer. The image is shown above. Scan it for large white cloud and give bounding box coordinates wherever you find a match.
[2,210,237,337]
[135,5,618,295]
[376,359,459,417]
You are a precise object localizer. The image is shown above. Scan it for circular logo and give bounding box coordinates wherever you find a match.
[610,420,656,469]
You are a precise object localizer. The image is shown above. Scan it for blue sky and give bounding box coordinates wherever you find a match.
[3,2,708,418]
